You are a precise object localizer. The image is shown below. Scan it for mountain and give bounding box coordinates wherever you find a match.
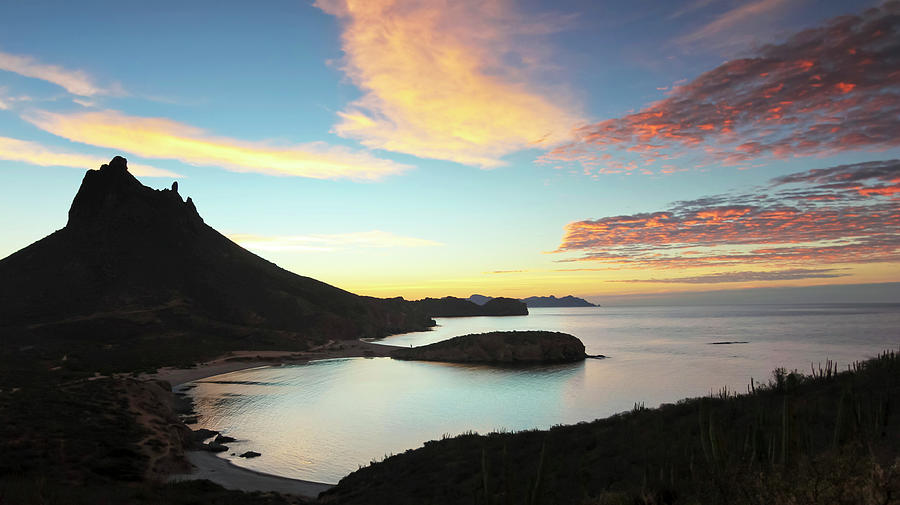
[0,157,432,361]
[412,296,527,317]
[466,294,598,307]
[522,295,597,307]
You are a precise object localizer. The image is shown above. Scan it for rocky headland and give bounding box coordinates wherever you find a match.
[390,330,590,364]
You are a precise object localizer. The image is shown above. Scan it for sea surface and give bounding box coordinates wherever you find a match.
[186,304,900,484]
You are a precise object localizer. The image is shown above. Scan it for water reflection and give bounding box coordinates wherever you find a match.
[189,305,900,484]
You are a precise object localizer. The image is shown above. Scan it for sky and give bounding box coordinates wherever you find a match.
[0,0,898,303]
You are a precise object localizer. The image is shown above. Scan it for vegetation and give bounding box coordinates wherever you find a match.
[321,350,900,504]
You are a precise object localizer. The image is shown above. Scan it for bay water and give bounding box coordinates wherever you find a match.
[186,304,900,484]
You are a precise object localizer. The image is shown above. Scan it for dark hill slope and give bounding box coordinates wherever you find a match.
[0,157,431,363]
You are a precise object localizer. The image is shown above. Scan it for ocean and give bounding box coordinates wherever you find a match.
[185,304,900,484]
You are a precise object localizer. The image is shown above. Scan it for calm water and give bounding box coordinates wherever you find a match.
[186,304,900,484]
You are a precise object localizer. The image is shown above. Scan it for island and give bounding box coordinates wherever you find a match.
[390,330,589,363]
[411,296,528,317]
[467,294,598,307]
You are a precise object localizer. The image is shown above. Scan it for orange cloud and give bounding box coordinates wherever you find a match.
[0,49,121,97]
[23,109,411,181]
[548,3,900,173]
[315,0,582,167]
[0,136,178,178]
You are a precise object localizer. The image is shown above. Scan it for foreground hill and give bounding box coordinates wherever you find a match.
[0,157,432,369]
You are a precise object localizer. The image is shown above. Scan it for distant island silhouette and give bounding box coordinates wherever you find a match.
[412,296,527,317]
[468,294,598,307]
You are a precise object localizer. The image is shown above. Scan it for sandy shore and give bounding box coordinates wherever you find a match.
[145,339,402,386]
[151,339,403,498]
[170,451,335,498]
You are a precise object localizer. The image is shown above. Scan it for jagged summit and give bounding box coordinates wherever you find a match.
[67,156,201,231]
[0,157,431,350]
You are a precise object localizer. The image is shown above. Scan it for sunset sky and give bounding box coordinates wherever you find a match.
[1,0,898,302]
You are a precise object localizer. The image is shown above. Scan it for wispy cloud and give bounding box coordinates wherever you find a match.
[676,0,790,46]
[547,3,900,174]
[612,268,850,284]
[0,49,122,97]
[23,109,411,181]
[555,160,900,269]
[227,231,441,252]
[668,0,721,20]
[315,0,582,168]
[0,136,179,178]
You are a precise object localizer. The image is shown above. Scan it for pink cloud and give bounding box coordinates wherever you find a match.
[547,3,900,170]
[555,160,900,268]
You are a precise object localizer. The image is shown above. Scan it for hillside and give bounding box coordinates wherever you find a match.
[0,157,433,370]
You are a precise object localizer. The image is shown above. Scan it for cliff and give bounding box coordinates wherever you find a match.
[390,330,586,363]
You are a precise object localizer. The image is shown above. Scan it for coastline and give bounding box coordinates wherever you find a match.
[169,451,335,498]
[149,338,404,497]
[145,339,403,386]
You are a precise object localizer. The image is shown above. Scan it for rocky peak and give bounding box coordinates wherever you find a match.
[66,156,202,232]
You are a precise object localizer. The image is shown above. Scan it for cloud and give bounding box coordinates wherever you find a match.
[612,268,850,284]
[668,0,721,20]
[676,0,790,46]
[0,49,121,97]
[0,136,179,178]
[23,109,411,181]
[547,2,900,172]
[555,160,900,269]
[227,231,441,252]
[315,0,582,168]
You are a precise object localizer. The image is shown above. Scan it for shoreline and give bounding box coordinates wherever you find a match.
[145,339,403,386]
[151,339,403,497]
[169,450,335,498]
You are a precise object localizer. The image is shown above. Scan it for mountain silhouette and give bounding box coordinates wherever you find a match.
[0,157,432,353]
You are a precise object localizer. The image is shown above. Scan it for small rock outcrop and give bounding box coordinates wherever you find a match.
[391,331,587,364]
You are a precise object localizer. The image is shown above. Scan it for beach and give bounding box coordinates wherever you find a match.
[145,339,402,386]
[150,339,405,498]
[170,451,335,498]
